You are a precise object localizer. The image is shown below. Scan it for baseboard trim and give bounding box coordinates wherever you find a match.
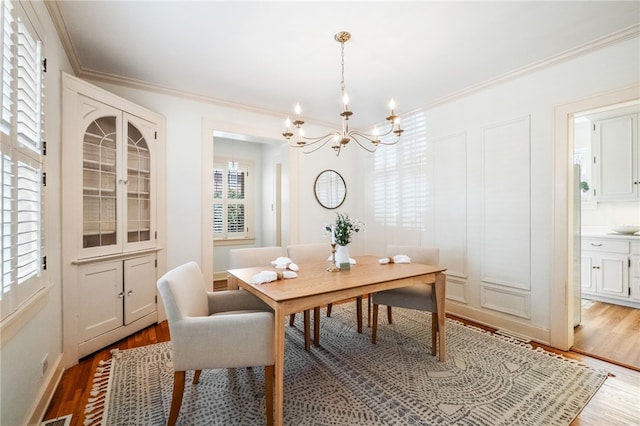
[28,353,64,426]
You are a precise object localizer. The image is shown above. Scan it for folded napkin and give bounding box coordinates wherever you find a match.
[251,270,298,285]
[271,257,293,269]
[378,254,412,265]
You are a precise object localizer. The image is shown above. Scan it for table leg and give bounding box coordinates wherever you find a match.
[434,271,447,361]
[313,307,321,347]
[273,308,286,425]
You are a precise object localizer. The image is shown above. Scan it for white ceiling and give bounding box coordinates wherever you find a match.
[50,1,640,128]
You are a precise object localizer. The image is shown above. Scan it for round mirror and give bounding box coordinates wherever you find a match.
[314,170,346,209]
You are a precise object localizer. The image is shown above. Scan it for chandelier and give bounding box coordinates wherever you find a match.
[282,31,403,156]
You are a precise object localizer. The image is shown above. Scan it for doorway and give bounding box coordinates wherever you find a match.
[550,84,639,353]
[571,102,640,369]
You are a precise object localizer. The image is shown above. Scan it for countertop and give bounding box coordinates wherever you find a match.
[581,231,640,240]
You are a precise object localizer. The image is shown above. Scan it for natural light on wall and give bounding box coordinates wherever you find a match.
[373,111,429,230]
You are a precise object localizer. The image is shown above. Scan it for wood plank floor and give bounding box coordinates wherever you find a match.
[44,295,640,425]
[573,300,640,370]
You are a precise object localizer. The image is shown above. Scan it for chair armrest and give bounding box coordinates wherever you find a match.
[207,289,272,314]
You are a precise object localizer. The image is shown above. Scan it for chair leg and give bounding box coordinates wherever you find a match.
[372,303,379,344]
[367,295,371,328]
[356,296,363,333]
[387,306,393,324]
[431,312,438,356]
[289,313,295,326]
[313,307,321,347]
[265,364,274,426]
[168,371,186,426]
[303,310,310,351]
[326,303,332,317]
[193,369,202,384]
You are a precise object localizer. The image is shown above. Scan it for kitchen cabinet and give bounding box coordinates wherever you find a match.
[581,237,638,308]
[61,73,166,365]
[591,112,639,201]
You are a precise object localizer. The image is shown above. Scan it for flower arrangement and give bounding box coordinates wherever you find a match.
[325,212,364,246]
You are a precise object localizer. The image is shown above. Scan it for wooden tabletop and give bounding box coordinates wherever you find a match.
[228,255,446,312]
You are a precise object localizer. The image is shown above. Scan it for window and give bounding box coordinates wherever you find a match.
[0,0,46,321]
[373,111,428,230]
[213,161,252,240]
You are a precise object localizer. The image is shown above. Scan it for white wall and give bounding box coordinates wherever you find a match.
[0,1,72,425]
[361,35,640,344]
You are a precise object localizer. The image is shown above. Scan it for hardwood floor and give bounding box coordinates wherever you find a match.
[43,298,640,426]
[573,299,640,370]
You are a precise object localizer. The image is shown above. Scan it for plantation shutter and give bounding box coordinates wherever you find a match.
[1,0,45,320]
[212,162,249,240]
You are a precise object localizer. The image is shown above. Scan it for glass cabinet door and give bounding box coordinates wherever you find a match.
[126,122,151,243]
[83,116,118,249]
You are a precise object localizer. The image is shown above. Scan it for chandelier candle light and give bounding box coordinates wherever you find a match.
[283,31,403,156]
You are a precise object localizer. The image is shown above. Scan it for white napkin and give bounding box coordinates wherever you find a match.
[393,254,411,264]
[251,270,298,285]
[378,254,412,264]
[271,257,293,269]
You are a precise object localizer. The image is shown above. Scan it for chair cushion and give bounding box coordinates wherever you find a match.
[373,284,436,312]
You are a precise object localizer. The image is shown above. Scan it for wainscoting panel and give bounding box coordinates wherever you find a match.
[445,275,468,304]
[481,116,531,291]
[481,284,531,319]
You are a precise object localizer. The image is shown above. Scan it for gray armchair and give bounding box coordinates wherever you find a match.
[157,261,275,426]
[371,246,441,356]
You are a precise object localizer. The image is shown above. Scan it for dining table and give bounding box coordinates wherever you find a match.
[227,254,447,426]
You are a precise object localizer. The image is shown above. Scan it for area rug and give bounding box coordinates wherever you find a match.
[84,304,607,425]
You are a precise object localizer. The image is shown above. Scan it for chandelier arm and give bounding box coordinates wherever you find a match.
[349,134,381,153]
[348,123,396,140]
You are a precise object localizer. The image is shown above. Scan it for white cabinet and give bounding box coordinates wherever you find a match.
[581,237,638,308]
[592,112,639,201]
[78,255,156,345]
[62,73,166,365]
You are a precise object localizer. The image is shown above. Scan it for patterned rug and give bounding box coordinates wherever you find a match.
[84,304,607,425]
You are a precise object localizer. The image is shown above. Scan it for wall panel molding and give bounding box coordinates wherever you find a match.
[481,116,531,291]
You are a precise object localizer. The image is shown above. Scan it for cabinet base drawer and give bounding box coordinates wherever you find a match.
[582,239,629,253]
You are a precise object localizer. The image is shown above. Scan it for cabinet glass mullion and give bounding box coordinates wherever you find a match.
[83,116,118,248]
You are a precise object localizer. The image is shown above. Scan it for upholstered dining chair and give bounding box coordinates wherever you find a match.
[286,243,365,347]
[371,246,441,356]
[229,246,312,351]
[157,261,275,426]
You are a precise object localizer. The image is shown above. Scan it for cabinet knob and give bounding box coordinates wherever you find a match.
[118,292,124,298]
[590,243,603,247]
[127,290,134,296]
